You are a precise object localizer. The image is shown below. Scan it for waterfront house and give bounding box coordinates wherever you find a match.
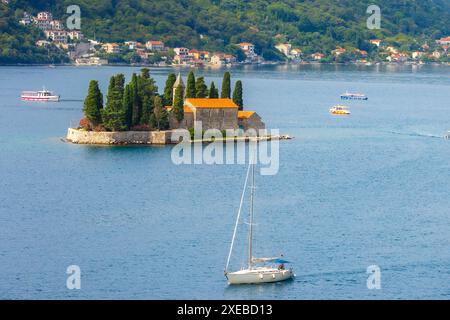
[238,42,256,56]
[146,40,165,52]
[412,51,425,59]
[102,43,121,54]
[332,48,346,56]
[174,47,189,56]
[275,43,292,57]
[311,52,325,60]
[431,50,442,59]
[210,53,236,66]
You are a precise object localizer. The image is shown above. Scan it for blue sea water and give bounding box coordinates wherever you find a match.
[0,64,449,299]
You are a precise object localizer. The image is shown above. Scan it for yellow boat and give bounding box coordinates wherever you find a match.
[330,105,350,115]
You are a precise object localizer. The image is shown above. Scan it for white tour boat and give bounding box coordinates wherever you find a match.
[340,91,368,100]
[224,148,294,285]
[21,88,60,102]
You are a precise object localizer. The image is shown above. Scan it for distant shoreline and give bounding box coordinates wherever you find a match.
[2,62,450,67]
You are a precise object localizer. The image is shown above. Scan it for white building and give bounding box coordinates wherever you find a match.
[45,30,68,44]
[146,40,165,52]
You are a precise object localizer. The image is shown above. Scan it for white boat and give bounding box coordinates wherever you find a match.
[21,88,60,102]
[224,148,294,285]
[340,91,368,100]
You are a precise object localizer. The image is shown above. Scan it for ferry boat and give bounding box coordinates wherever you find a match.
[21,88,60,102]
[330,105,351,115]
[340,92,368,100]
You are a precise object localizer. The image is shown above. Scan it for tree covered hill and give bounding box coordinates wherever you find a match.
[3,0,450,63]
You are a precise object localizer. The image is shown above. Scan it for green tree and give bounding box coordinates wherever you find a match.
[232,80,243,110]
[102,74,127,131]
[209,81,219,98]
[130,73,141,126]
[195,76,208,98]
[173,84,184,122]
[150,95,169,130]
[221,72,231,98]
[82,80,103,125]
[141,68,150,79]
[122,84,133,129]
[163,73,176,106]
[186,70,196,98]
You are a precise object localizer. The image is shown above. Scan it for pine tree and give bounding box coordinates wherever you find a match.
[82,80,103,125]
[150,95,169,130]
[232,80,243,110]
[195,76,208,98]
[221,71,231,98]
[173,84,184,122]
[209,81,219,98]
[186,70,196,98]
[163,73,176,106]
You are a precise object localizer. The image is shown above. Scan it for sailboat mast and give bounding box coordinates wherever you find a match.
[248,157,255,269]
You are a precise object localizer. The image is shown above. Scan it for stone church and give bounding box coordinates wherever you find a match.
[166,74,265,131]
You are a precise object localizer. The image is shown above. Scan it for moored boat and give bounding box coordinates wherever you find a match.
[330,105,350,115]
[21,88,60,102]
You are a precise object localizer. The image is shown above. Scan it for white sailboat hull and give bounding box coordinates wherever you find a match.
[226,267,294,285]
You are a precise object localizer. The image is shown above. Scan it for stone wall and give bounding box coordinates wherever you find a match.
[66,128,172,145]
[193,108,238,130]
[238,113,265,131]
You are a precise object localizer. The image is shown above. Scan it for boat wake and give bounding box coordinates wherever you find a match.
[385,130,444,139]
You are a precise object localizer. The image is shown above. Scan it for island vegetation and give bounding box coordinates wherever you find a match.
[80,69,244,132]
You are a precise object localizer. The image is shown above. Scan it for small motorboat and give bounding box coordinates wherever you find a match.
[340,92,368,100]
[445,131,450,140]
[21,88,60,102]
[330,105,351,115]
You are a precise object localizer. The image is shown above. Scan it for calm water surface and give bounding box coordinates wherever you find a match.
[0,64,449,299]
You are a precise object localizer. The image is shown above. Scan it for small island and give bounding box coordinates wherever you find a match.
[66,69,266,145]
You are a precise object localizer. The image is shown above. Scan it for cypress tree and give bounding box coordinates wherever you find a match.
[141,68,150,79]
[163,73,176,106]
[102,74,126,131]
[195,76,208,98]
[173,84,184,122]
[209,81,219,98]
[82,80,103,125]
[122,84,133,129]
[232,80,243,110]
[221,71,231,98]
[150,95,169,130]
[130,73,141,126]
[186,71,196,98]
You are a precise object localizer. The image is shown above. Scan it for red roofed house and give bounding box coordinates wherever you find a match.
[437,37,450,46]
[166,74,264,131]
[146,40,165,52]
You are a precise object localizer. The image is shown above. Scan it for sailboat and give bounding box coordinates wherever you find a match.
[224,149,295,285]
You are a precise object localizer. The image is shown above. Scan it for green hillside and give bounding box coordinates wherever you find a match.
[2,0,450,63]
